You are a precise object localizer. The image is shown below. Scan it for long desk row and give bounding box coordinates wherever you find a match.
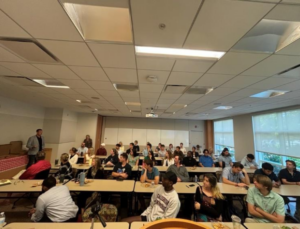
[1,179,300,196]
[4,222,300,229]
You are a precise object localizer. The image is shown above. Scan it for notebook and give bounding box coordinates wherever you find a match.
[0,179,11,186]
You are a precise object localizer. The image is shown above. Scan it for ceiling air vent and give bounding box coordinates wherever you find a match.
[0,39,58,63]
[3,76,42,87]
[185,87,214,95]
[113,83,138,91]
[164,85,187,94]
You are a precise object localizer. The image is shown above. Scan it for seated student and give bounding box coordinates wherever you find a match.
[19,151,51,180]
[162,150,174,167]
[220,162,250,187]
[143,143,152,157]
[56,153,73,180]
[134,140,140,153]
[278,160,300,220]
[68,147,78,165]
[218,148,233,167]
[77,142,88,156]
[126,142,134,154]
[155,143,161,152]
[191,146,199,158]
[182,151,198,167]
[194,174,224,222]
[159,144,167,157]
[173,146,184,158]
[168,144,174,153]
[29,176,78,222]
[112,153,132,180]
[119,141,125,153]
[128,148,139,167]
[122,171,180,222]
[246,174,285,223]
[199,149,215,168]
[254,162,280,187]
[116,143,123,158]
[180,143,187,156]
[104,148,119,167]
[167,155,189,182]
[208,147,216,160]
[144,150,156,165]
[96,143,107,156]
[241,154,258,169]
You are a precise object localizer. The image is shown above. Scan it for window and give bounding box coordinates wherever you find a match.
[214,119,235,160]
[253,109,300,172]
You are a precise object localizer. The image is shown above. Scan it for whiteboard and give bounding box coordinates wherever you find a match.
[160,130,175,146]
[147,129,161,146]
[174,130,189,147]
[133,129,147,146]
[104,128,118,145]
[118,128,133,145]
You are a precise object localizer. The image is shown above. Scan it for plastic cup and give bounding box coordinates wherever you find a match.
[231,215,241,229]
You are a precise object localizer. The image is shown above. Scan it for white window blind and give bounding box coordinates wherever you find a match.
[252,109,300,158]
[214,119,234,147]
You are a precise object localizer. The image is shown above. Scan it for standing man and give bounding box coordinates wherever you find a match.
[26,129,45,169]
[167,155,189,182]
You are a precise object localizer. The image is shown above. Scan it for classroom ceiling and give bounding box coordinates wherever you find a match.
[1,0,300,120]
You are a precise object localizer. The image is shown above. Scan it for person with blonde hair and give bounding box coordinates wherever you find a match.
[194,174,224,222]
[56,153,73,180]
[162,150,174,167]
[119,141,125,153]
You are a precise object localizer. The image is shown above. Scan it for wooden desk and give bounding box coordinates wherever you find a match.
[95,156,107,159]
[155,166,222,173]
[245,223,300,229]
[272,185,300,197]
[134,181,197,194]
[139,156,163,161]
[131,222,234,229]
[51,163,91,170]
[244,168,256,174]
[104,166,139,171]
[0,180,46,193]
[5,222,129,229]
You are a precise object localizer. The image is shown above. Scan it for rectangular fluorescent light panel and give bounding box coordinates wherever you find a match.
[125,102,141,106]
[250,90,289,98]
[214,106,232,110]
[113,84,139,91]
[33,79,69,88]
[135,46,225,60]
[164,85,188,94]
[60,1,132,43]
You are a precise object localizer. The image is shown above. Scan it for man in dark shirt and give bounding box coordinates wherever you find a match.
[278,160,300,220]
[126,143,134,154]
[254,162,280,187]
[104,148,119,166]
[173,146,184,158]
[182,151,197,167]
[133,140,140,153]
[112,153,132,180]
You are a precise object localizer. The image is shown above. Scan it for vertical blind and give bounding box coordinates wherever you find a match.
[214,119,234,147]
[252,109,300,158]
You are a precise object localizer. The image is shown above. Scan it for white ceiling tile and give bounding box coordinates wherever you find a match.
[131,0,202,47]
[52,88,78,95]
[104,68,137,83]
[184,0,274,51]
[138,70,170,84]
[173,59,215,73]
[33,64,79,79]
[179,94,203,100]
[167,72,202,85]
[198,95,226,102]
[139,84,164,93]
[229,88,263,97]
[58,79,91,89]
[194,74,235,87]
[0,0,82,41]
[265,4,300,21]
[208,52,269,75]
[157,99,176,105]
[0,65,20,76]
[73,88,101,97]
[208,87,240,96]
[86,81,115,90]
[105,96,124,102]
[190,100,210,106]
[242,55,300,77]
[276,38,300,56]
[96,90,120,98]
[0,62,51,78]
[38,40,99,66]
[159,93,182,100]
[137,57,175,71]
[221,75,266,88]
[69,66,109,81]
[247,77,298,90]
[67,94,89,100]
[0,47,25,62]
[140,93,160,99]
[280,0,300,4]
[123,97,140,103]
[88,43,136,68]
[274,80,300,91]
[118,91,140,98]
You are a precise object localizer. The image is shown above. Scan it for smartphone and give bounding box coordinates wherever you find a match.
[189,184,195,187]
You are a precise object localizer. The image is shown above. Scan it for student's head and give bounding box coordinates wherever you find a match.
[180,143,183,148]
[158,143,161,147]
[165,150,173,159]
[120,153,128,163]
[262,162,274,175]
[175,146,180,151]
[144,159,154,170]
[147,143,152,149]
[60,153,69,164]
[174,155,183,165]
[119,141,123,146]
[187,151,192,158]
[36,128,43,136]
[86,135,90,140]
[192,146,196,151]
[162,171,177,189]
[161,144,165,151]
[203,149,209,156]
[111,148,117,156]
[232,162,244,174]
[134,140,138,145]
[148,150,154,159]
[247,154,255,162]
[116,144,121,150]
[42,176,56,193]
[203,174,224,199]
[81,142,85,148]
[169,144,173,149]
[196,144,200,149]
[130,149,137,157]
[208,147,213,153]
[286,160,296,171]
[254,174,273,192]
[129,142,134,149]
[221,148,230,156]
[69,147,77,155]
[35,151,45,161]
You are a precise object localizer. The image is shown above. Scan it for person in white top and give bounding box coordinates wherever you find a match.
[122,171,180,222]
[116,143,123,158]
[77,142,89,156]
[180,143,187,156]
[159,144,167,157]
[168,144,174,153]
[68,147,78,165]
[29,176,78,222]
[163,150,174,167]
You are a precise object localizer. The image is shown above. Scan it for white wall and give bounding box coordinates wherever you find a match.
[0,96,45,146]
[75,113,98,147]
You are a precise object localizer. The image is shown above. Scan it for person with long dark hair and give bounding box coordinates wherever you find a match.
[128,148,139,167]
[218,148,232,167]
[144,150,156,165]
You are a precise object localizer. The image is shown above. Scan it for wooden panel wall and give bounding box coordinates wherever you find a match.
[95,115,103,151]
[205,120,214,149]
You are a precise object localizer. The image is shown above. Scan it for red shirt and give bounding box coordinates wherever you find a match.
[20,160,51,179]
[96,147,107,156]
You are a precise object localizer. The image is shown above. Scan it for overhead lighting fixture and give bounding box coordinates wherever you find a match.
[94,108,98,111]
[76,100,81,103]
[185,87,214,95]
[125,102,141,106]
[214,106,232,110]
[250,90,289,98]
[33,79,69,88]
[184,105,188,108]
[135,46,225,60]
[113,83,139,91]
[173,112,176,115]
[59,0,133,43]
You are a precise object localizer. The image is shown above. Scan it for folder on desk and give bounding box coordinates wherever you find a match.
[0,179,11,186]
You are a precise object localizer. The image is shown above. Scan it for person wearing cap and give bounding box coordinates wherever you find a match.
[241,154,258,169]
[96,143,107,156]
[122,171,180,222]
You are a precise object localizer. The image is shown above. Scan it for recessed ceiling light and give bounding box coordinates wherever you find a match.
[214,106,232,110]
[184,105,188,108]
[135,46,225,60]
[113,83,139,91]
[250,90,289,98]
[125,102,141,106]
[173,112,176,115]
[32,79,69,88]
[94,108,98,111]
[76,100,81,103]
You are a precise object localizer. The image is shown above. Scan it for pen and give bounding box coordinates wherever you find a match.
[186,185,189,188]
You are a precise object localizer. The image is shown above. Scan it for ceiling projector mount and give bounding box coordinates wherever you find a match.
[146,107,158,118]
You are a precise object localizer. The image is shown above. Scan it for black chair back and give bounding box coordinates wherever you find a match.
[34,169,50,180]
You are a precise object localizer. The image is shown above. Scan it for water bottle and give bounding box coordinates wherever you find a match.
[194,175,198,183]
[102,160,105,168]
[151,181,155,188]
[0,212,5,229]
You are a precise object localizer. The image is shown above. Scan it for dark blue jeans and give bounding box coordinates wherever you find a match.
[26,155,36,169]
